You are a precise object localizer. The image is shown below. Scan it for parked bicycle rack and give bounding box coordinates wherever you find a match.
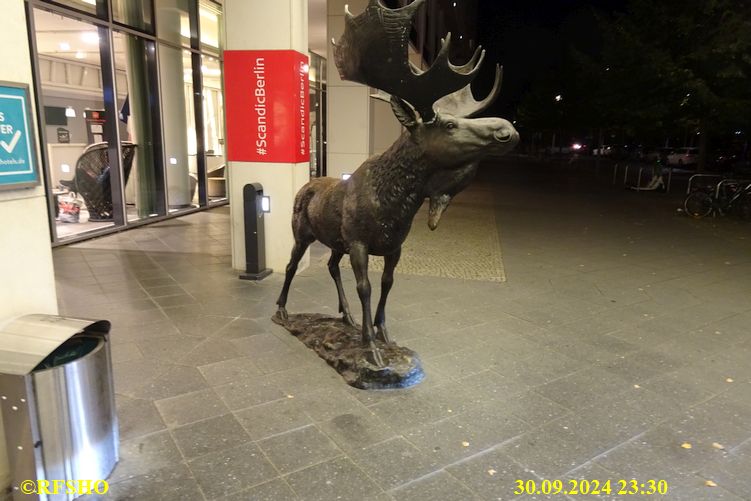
[614,163,674,193]
[686,173,724,194]
[715,178,751,199]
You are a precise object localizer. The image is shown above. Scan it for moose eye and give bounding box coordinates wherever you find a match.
[445,121,457,130]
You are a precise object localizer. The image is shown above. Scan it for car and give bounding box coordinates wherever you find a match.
[667,147,699,166]
[643,147,673,164]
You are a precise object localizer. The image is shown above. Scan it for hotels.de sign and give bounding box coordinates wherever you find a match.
[0,83,39,190]
[224,50,310,163]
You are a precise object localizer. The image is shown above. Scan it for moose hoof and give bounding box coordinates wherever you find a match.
[275,307,289,322]
[365,343,386,368]
[375,325,391,344]
[343,312,357,327]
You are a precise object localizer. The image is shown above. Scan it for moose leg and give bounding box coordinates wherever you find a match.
[328,251,356,326]
[349,242,385,367]
[275,239,312,320]
[374,248,401,344]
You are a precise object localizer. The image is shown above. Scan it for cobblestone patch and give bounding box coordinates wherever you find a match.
[337,199,506,282]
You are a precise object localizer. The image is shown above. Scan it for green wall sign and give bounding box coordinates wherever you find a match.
[0,83,39,190]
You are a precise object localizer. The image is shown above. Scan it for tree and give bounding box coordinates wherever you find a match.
[592,0,751,170]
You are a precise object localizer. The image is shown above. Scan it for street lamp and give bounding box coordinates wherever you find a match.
[554,94,563,102]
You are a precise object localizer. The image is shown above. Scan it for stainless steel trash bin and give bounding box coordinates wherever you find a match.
[0,314,117,501]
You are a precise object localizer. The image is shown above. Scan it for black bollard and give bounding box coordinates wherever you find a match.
[239,183,272,280]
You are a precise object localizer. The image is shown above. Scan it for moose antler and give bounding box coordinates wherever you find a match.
[434,65,503,117]
[333,0,490,122]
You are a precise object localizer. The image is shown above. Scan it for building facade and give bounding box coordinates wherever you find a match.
[0,0,409,489]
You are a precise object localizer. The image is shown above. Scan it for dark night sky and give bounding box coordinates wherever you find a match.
[471,0,628,118]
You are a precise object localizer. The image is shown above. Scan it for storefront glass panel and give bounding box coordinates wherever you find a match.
[201,55,226,202]
[113,31,166,222]
[29,0,229,244]
[155,0,194,47]
[199,0,222,54]
[33,8,119,239]
[158,45,198,210]
[111,0,155,33]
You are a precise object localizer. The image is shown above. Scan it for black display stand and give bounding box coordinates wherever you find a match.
[239,183,272,281]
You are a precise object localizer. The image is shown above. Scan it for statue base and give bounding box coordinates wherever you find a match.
[272,313,424,389]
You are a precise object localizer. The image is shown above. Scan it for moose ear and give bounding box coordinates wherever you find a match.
[390,96,419,130]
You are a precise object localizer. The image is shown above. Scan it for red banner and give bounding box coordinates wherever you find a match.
[224,50,310,163]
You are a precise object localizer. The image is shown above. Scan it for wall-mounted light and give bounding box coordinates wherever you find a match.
[341,173,351,180]
[75,51,86,59]
[169,157,178,165]
[59,42,71,51]
[61,163,71,173]
[65,106,76,118]
[260,196,271,213]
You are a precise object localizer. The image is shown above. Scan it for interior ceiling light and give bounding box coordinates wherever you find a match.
[82,0,96,5]
[75,51,86,59]
[59,42,71,51]
[81,32,99,44]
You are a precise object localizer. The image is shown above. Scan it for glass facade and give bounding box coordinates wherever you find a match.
[28,0,325,244]
[27,0,227,243]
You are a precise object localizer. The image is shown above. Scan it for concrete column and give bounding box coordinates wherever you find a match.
[326,0,369,179]
[0,1,59,490]
[225,0,310,273]
[326,0,402,177]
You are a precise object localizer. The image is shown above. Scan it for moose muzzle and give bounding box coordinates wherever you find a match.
[493,122,519,145]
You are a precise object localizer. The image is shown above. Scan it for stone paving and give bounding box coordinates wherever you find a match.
[52,157,751,500]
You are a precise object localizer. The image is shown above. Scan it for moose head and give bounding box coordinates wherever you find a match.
[334,0,518,227]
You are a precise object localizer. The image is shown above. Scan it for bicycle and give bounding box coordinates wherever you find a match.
[683,180,751,219]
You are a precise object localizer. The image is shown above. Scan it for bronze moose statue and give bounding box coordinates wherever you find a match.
[275,0,519,369]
